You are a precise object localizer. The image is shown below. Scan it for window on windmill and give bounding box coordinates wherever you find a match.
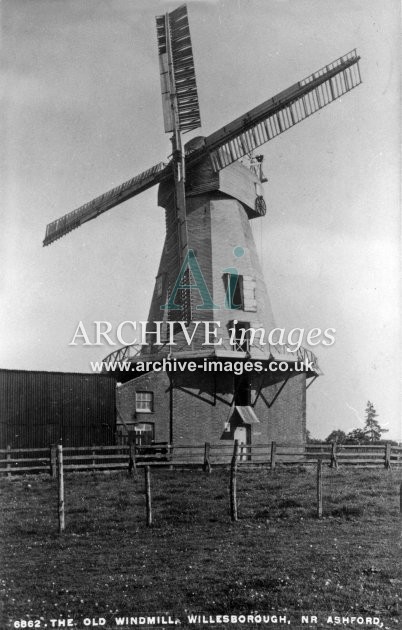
[242,276,257,312]
[155,274,164,298]
[135,391,154,413]
[223,273,244,309]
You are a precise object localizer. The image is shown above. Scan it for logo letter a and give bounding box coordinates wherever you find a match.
[161,249,220,311]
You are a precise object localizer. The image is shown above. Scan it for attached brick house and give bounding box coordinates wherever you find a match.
[116,367,307,451]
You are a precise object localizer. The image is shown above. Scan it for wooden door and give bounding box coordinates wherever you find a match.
[234,425,250,461]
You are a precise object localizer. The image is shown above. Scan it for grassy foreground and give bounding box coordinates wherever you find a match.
[0,467,401,630]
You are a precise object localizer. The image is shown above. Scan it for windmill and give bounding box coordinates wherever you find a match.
[43,5,362,448]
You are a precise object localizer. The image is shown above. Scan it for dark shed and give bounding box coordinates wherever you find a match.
[0,369,116,448]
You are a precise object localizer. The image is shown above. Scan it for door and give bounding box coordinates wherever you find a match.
[234,425,250,461]
[133,423,155,447]
[234,375,251,405]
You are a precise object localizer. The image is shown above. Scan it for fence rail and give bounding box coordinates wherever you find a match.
[0,442,401,475]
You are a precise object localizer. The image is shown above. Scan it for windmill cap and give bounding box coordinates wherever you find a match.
[184,136,206,153]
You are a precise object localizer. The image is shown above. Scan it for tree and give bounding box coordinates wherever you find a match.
[325,430,347,444]
[363,401,387,442]
[345,428,369,445]
[306,429,321,444]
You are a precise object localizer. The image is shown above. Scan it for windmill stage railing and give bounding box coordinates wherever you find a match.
[101,337,320,373]
[102,344,143,365]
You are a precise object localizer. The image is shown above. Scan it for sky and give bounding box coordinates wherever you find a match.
[1,0,400,440]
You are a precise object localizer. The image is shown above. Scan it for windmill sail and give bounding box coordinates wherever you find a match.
[190,50,361,171]
[43,162,169,246]
[44,34,361,257]
[155,4,201,323]
[156,4,201,134]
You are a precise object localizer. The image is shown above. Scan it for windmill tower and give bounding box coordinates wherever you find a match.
[44,5,362,451]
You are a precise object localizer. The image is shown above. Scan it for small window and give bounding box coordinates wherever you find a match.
[223,273,244,310]
[135,391,154,413]
[155,274,164,298]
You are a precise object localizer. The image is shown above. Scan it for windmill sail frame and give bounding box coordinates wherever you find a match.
[155,4,202,323]
[156,4,201,134]
[186,49,361,171]
[43,162,169,246]
[43,36,362,250]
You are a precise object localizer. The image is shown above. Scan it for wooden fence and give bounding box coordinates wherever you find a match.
[0,442,401,475]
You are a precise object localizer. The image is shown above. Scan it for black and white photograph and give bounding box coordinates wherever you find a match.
[1,1,400,629]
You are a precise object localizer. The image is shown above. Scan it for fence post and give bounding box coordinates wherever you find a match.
[385,443,391,469]
[203,442,211,474]
[132,443,137,472]
[145,466,152,526]
[316,457,323,519]
[50,444,57,478]
[6,445,11,478]
[330,441,338,469]
[400,482,402,515]
[169,444,174,470]
[270,441,277,471]
[57,443,65,534]
[230,440,240,522]
[128,442,136,476]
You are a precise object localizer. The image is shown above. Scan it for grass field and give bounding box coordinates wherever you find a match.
[0,467,401,630]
